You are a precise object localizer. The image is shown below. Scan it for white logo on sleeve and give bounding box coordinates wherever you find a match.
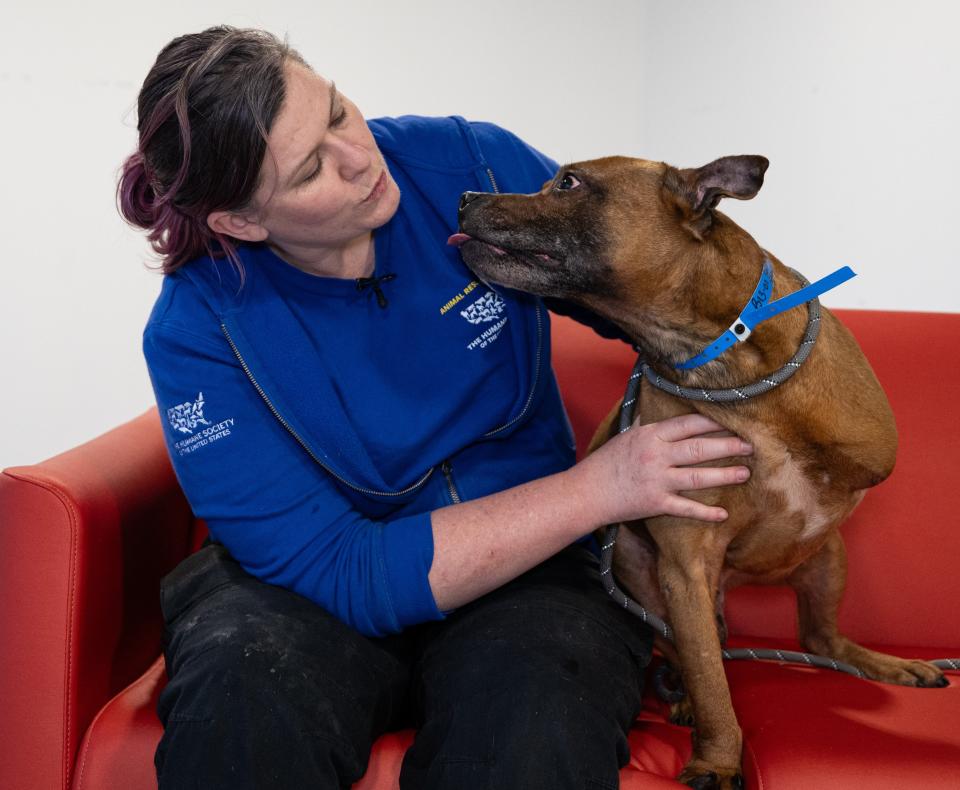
[166,392,236,456]
[167,392,212,434]
[461,291,509,351]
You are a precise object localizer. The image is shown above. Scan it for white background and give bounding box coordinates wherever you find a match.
[2,0,958,469]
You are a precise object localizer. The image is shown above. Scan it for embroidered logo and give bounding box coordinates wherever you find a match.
[461,291,509,351]
[166,392,236,457]
[167,392,212,435]
[460,291,506,324]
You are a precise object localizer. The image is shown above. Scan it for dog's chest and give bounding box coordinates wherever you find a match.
[725,433,866,574]
[763,451,835,540]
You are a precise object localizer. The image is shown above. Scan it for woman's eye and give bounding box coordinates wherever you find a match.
[302,160,321,183]
[300,107,349,185]
[557,173,581,190]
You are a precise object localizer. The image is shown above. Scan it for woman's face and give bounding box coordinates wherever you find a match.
[243,61,400,257]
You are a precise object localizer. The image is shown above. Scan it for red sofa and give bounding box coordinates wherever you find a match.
[2,309,958,790]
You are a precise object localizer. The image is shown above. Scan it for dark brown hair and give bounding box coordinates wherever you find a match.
[116,26,310,284]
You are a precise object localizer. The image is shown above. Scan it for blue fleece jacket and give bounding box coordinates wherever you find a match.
[143,115,582,637]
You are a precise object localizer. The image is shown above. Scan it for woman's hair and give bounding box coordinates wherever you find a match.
[117,26,310,283]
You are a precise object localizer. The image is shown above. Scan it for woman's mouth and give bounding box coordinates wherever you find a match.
[362,171,386,203]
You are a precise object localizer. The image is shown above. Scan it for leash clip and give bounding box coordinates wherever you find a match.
[729,319,752,343]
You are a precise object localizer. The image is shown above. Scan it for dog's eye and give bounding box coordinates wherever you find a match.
[556,173,581,191]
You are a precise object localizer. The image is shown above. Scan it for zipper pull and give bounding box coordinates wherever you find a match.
[440,459,462,504]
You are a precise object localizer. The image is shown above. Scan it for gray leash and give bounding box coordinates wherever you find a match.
[598,271,959,681]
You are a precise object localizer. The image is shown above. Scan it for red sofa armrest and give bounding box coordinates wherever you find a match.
[0,407,198,790]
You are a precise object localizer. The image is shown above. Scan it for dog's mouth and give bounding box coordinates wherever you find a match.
[447,232,561,265]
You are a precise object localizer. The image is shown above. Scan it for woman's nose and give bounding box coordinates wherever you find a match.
[336,140,372,180]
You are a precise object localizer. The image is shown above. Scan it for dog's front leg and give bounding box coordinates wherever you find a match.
[656,544,743,789]
[789,530,947,687]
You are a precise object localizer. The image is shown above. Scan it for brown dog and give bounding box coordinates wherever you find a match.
[452,156,948,789]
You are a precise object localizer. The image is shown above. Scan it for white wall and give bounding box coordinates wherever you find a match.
[640,1,960,314]
[1,0,956,469]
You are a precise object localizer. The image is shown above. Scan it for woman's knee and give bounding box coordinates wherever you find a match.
[403,550,653,789]
[156,553,412,788]
[420,567,652,724]
[163,594,408,732]
[155,666,360,790]
[403,680,633,790]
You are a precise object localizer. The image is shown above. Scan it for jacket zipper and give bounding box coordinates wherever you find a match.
[217,165,538,498]
[485,167,500,195]
[479,165,545,439]
[482,305,543,438]
[440,459,462,504]
[220,322,433,498]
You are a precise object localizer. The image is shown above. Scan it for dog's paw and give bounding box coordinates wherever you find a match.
[894,659,947,688]
[683,772,719,790]
[913,668,950,688]
[679,760,744,789]
[669,695,696,728]
[654,662,686,703]
[864,656,948,688]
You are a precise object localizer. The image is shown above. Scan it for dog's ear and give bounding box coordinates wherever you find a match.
[664,155,769,240]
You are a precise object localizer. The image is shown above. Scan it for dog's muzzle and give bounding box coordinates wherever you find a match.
[458,191,485,221]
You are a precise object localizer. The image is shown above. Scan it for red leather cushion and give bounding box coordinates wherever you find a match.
[725,638,960,789]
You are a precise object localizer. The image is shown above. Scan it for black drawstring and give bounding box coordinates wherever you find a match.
[355,273,397,309]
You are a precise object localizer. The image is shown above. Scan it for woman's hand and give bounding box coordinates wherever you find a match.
[429,412,751,610]
[569,413,753,525]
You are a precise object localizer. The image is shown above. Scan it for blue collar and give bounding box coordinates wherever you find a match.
[674,258,856,370]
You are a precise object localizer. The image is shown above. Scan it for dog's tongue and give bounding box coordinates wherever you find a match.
[447,233,472,247]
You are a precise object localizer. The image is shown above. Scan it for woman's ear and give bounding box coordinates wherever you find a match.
[207,209,269,242]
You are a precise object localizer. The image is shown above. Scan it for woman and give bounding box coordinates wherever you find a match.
[118,25,753,790]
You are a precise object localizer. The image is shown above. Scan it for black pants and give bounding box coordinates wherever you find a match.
[154,542,653,790]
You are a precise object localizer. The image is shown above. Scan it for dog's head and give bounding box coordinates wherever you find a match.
[452,155,769,330]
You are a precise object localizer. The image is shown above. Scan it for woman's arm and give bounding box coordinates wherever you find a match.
[144,303,751,634]
[429,413,752,610]
[144,320,446,637]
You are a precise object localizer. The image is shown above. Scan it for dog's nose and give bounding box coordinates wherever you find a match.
[458,191,483,216]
